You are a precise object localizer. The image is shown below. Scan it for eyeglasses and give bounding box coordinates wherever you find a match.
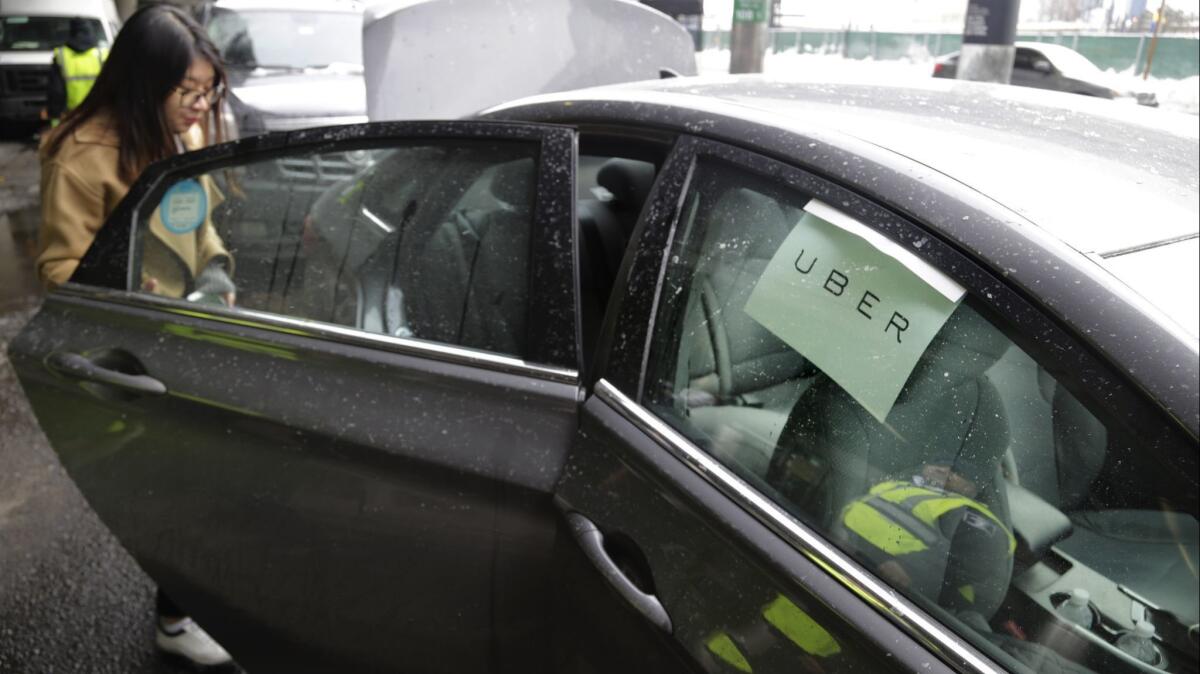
[176,83,225,107]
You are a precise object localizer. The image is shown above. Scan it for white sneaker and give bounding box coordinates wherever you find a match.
[156,617,234,667]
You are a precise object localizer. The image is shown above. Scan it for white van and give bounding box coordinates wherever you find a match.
[0,0,120,124]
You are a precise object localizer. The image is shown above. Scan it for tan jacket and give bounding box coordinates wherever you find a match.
[37,114,230,298]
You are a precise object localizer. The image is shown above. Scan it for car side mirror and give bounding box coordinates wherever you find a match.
[1032,59,1053,74]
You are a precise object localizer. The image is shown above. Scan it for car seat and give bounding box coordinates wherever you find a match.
[767,304,1014,619]
[577,158,655,364]
[678,188,819,478]
[1044,381,1200,627]
[387,157,534,356]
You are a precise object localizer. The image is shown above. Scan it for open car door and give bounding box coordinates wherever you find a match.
[9,122,582,673]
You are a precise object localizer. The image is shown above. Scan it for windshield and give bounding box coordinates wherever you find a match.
[0,16,105,51]
[207,9,361,70]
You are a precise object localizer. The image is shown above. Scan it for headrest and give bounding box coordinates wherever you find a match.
[704,188,792,262]
[487,158,535,210]
[903,304,1010,397]
[597,158,655,211]
[923,304,1008,375]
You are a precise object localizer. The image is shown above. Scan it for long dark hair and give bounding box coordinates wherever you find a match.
[44,4,226,183]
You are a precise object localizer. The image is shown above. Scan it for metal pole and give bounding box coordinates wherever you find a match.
[1143,0,1167,79]
[957,0,1022,84]
[730,0,771,73]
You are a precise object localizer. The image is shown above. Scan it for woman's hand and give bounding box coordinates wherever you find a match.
[191,262,236,308]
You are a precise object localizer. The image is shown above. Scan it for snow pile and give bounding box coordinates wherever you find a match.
[697,50,1200,116]
[1106,70,1200,116]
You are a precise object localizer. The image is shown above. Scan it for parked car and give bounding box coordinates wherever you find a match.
[933,41,1159,106]
[192,0,367,137]
[0,0,119,126]
[9,75,1198,674]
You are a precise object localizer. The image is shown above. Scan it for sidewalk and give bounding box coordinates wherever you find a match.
[0,139,193,674]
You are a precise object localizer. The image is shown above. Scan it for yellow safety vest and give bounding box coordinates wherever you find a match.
[839,479,1015,615]
[842,480,1015,557]
[705,595,842,672]
[55,45,108,111]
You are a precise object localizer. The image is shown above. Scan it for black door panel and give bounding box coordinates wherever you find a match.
[11,293,575,672]
[554,392,929,674]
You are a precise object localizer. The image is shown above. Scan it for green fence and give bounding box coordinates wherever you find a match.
[702,30,1200,79]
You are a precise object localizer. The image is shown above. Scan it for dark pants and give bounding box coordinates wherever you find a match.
[155,589,186,620]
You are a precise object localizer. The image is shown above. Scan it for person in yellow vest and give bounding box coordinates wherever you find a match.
[836,458,1015,618]
[46,18,108,128]
[38,5,235,668]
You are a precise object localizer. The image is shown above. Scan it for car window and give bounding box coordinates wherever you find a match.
[1013,48,1042,71]
[207,8,362,70]
[133,140,540,360]
[641,157,1198,674]
[0,15,105,50]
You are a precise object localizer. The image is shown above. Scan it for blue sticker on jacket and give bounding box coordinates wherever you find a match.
[161,179,207,234]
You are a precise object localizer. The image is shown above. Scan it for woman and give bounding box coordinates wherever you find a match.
[37,5,235,668]
[38,4,234,305]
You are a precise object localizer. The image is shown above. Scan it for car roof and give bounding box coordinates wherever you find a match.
[494,75,1200,340]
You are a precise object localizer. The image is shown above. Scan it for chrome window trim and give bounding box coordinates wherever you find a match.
[262,115,370,132]
[53,284,579,385]
[361,206,395,234]
[594,378,1004,674]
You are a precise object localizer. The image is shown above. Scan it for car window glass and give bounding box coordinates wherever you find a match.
[642,157,1198,674]
[207,8,362,70]
[133,140,539,360]
[0,16,104,51]
[1014,48,1039,70]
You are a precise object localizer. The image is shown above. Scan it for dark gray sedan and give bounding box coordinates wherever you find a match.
[934,42,1159,106]
[9,76,1198,674]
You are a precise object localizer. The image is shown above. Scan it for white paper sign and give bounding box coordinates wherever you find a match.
[744,201,965,422]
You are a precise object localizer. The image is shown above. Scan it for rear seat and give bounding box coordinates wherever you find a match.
[577,158,656,364]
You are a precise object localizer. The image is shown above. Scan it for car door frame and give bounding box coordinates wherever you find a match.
[561,130,1197,674]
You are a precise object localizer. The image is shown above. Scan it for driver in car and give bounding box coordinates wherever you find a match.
[835,457,1016,618]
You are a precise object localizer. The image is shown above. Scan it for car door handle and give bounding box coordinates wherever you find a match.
[46,352,167,396]
[566,512,672,634]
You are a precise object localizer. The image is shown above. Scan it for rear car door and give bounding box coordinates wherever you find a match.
[551,135,959,674]
[9,122,579,673]
[554,134,1198,674]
